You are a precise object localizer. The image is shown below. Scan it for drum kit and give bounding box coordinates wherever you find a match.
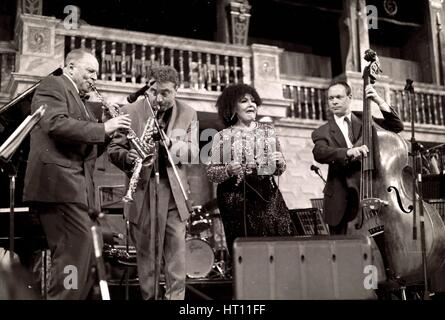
[185,203,230,279]
[102,199,231,280]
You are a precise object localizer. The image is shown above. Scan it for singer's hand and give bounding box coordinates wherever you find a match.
[125,149,140,164]
[104,114,131,136]
[346,145,369,160]
[226,162,243,176]
[270,152,285,166]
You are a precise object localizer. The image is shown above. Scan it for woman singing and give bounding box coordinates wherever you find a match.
[206,84,296,258]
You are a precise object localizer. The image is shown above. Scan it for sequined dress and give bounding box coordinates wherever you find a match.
[206,122,296,255]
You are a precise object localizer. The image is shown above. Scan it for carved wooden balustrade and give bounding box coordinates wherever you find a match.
[59,25,251,92]
[282,76,330,121]
[390,82,445,126]
[282,76,445,128]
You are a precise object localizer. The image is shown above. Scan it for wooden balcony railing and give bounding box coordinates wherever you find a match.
[58,25,251,92]
[282,77,330,121]
[390,83,445,126]
[282,77,445,128]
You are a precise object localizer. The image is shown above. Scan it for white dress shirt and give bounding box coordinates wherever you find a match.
[333,113,353,148]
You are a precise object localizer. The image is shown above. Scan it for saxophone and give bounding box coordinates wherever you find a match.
[90,84,154,165]
[122,116,157,202]
[90,84,157,202]
[123,157,143,202]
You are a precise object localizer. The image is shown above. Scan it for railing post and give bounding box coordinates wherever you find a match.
[251,44,283,100]
[251,44,288,118]
[14,14,63,76]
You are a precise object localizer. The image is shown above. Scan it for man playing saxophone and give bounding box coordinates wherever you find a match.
[108,66,199,300]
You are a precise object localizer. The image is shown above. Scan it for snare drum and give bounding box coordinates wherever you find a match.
[185,238,214,278]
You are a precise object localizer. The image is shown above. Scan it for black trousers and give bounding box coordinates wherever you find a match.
[35,203,96,300]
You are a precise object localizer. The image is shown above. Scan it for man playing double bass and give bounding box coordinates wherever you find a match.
[311,81,404,235]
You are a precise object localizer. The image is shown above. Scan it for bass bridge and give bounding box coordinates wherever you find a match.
[358,198,389,236]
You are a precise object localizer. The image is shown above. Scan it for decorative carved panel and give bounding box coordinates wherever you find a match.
[228,0,251,45]
[21,0,43,15]
[24,25,53,56]
[257,55,277,80]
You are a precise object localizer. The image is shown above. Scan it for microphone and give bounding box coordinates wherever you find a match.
[127,82,150,103]
[310,165,326,184]
[310,165,320,173]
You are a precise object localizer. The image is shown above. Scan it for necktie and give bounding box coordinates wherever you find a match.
[344,117,354,144]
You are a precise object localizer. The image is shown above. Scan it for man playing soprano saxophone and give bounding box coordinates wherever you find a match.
[23,49,131,299]
[108,66,199,300]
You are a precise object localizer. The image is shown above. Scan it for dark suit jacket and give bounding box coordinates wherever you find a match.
[108,98,199,224]
[23,74,106,209]
[311,108,404,226]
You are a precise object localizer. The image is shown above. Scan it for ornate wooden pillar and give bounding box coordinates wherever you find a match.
[428,0,445,85]
[13,13,64,91]
[228,0,251,45]
[216,0,251,45]
[339,0,370,75]
[19,0,43,15]
[337,0,390,114]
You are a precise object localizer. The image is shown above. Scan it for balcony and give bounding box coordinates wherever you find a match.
[1,13,444,211]
[3,14,445,136]
[62,27,250,92]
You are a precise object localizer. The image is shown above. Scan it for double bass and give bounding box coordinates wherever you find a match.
[347,49,445,285]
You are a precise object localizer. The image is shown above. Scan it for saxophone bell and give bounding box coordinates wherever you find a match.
[123,115,157,202]
[123,158,143,202]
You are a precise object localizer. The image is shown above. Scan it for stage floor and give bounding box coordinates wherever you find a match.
[107,277,233,300]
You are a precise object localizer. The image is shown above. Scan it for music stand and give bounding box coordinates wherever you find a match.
[0,105,47,265]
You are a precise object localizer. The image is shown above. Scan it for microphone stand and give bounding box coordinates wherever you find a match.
[405,79,430,300]
[313,168,326,184]
[152,140,160,300]
[311,166,326,235]
[143,94,194,300]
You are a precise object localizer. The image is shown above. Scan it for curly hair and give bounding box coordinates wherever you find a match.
[216,84,262,127]
[151,65,179,87]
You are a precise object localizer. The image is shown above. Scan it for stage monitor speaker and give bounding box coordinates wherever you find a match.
[233,236,377,300]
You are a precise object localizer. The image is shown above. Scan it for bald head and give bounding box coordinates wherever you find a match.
[65,49,96,67]
[63,49,99,94]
